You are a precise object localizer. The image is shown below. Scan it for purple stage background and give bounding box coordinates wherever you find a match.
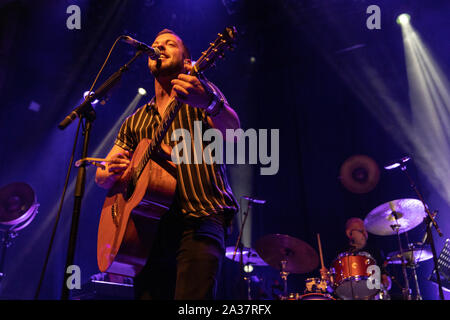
[0,0,449,300]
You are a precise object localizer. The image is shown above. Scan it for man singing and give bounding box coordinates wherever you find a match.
[95,29,240,299]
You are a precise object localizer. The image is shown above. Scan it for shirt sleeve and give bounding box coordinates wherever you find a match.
[199,77,230,107]
[114,116,137,151]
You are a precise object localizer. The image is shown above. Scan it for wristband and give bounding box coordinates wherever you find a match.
[205,95,224,117]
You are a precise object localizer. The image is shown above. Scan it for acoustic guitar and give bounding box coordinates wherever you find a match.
[97,27,237,277]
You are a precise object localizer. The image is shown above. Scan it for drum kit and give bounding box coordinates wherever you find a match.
[226,197,433,300]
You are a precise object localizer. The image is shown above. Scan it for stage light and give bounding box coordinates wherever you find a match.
[138,87,147,96]
[243,263,254,273]
[397,13,411,25]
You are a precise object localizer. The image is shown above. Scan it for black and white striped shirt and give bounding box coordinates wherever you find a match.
[114,95,239,222]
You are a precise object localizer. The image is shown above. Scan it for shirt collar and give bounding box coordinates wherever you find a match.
[146,97,157,113]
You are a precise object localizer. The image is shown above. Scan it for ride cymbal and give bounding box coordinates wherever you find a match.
[364,199,426,236]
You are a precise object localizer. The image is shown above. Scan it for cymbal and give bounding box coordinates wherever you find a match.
[364,199,426,236]
[386,243,433,265]
[0,182,36,226]
[254,234,319,274]
[339,155,380,194]
[225,246,268,266]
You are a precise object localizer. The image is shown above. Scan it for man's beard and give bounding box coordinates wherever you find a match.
[150,58,184,78]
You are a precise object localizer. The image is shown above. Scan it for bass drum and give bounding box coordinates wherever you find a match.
[331,251,379,300]
[299,293,335,300]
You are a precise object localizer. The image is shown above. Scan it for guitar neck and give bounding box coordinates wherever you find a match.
[135,97,182,180]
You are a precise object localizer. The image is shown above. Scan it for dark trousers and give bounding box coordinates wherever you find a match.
[134,210,224,300]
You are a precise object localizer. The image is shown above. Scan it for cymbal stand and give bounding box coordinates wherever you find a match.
[390,214,411,300]
[243,267,252,301]
[280,258,289,298]
[400,162,444,300]
[407,243,422,300]
[232,199,253,300]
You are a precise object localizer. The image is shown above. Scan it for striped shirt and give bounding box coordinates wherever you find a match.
[114,90,239,223]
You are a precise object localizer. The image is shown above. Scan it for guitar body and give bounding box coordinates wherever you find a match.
[97,138,177,277]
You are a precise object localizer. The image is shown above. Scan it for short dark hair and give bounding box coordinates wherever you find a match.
[155,29,191,60]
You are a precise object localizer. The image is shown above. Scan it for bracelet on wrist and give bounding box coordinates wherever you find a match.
[205,95,224,117]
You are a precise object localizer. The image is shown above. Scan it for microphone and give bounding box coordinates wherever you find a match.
[241,196,266,204]
[121,36,161,60]
[384,156,411,170]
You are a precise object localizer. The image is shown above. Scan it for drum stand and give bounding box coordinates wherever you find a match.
[399,162,444,300]
[280,258,290,298]
[390,215,412,300]
[408,250,422,300]
[232,199,254,300]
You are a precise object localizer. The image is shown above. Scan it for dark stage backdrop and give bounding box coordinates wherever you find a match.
[0,0,449,300]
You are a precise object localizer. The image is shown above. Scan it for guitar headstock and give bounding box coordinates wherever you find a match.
[191,26,237,75]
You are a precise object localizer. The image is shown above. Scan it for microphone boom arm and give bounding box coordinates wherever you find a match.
[58,50,144,130]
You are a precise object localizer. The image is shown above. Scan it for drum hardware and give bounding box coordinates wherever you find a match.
[299,292,336,300]
[331,251,379,300]
[390,208,412,300]
[364,198,426,236]
[364,198,429,300]
[315,233,333,293]
[410,261,422,300]
[384,156,445,300]
[304,277,329,294]
[280,258,289,297]
[254,233,319,300]
[386,241,433,300]
[283,292,335,300]
[386,242,433,266]
[230,196,266,300]
[373,284,391,300]
[0,182,39,288]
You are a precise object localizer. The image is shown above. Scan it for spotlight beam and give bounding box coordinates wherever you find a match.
[399,20,450,203]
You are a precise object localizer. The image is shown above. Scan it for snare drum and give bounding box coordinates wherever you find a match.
[331,251,379,300]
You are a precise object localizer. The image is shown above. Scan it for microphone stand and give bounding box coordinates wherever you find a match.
[399,163,444,300]
[59,50,144,300]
